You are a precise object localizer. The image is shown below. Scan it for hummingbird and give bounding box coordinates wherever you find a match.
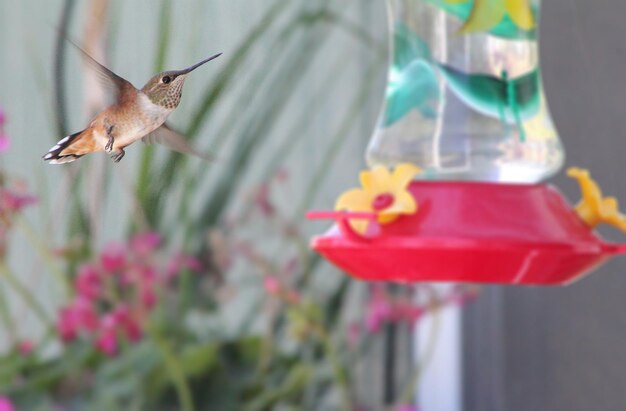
[43,44,222,164]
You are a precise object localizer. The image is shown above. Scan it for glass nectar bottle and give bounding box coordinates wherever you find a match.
[366,0,564,183]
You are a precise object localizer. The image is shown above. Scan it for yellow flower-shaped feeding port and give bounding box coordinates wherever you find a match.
[446,0,535,33]
[567,167,626,232]
[335,164,422,235]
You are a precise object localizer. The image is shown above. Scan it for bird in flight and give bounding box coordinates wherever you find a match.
[44,42,221,164]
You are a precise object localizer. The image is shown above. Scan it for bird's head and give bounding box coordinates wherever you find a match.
[142,52,222,109]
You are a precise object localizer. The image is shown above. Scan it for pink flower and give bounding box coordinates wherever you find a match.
[346,322,361,350]
[73,297,99,331]
[57,307,79,342]
[75,264,102,300]
[95,313,119,356]
[365,287,393,333]
[139,284,157,309]
[113,305,142,342]
[123,318,142,342]
[394,405,420,411]
[55,230,200,354]
[0,107,7,153]
[0,134,10,153]
[100,242,126,272]
[395,301,425,327]
[18,340,34,356]
[165,253,202,279]
[130,232,161,255]
[263,276,281,295]
[95,332,118,356]
[263,276,300,304]
[57,297,100,341]
[0,189,37,212]
[254,183,275,217]
[285,290,300,304]
[137,265,158,283]
[363,285,479,335]
[0,396,15,411]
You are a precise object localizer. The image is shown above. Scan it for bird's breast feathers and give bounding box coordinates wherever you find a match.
[97,93,172,150]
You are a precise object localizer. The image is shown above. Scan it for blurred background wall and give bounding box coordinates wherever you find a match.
[465,1,626,410]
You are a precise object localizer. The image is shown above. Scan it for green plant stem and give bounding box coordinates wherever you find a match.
[0,262,54,330]
[0,282,17,343]
[245,364,311,411]
[148,326,195,411]
[256,303,278,378]
[316,326,351,411]
[53,0,77,137]
[15,216,69,298]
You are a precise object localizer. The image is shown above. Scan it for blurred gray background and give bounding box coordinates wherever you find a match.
[465,1,626,410]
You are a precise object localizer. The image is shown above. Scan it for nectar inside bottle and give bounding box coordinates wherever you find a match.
[367,0,564,183]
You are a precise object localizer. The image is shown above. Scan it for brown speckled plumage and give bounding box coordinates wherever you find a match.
[44,51,221,164]
[142,71,185,109]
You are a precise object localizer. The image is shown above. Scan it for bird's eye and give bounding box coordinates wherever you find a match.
[162,76,172,84]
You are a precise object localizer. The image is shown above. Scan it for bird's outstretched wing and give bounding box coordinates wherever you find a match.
[65,36,137,103]
[142,123,213,160]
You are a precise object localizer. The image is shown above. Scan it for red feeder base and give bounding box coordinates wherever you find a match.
[307,182,626,285]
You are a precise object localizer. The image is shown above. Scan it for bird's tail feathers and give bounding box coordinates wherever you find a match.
[43,131,86,164]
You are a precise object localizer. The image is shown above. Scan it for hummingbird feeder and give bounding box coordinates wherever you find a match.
[307,0,626,285]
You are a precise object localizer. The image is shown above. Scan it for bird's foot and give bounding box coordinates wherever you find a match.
[105,124,115,153]
[111,149,125,163]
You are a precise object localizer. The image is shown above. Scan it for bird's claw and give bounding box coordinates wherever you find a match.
[111,149,125,163]
[105,124,115,153]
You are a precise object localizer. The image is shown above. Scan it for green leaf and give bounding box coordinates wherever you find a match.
[436,63,540,122]
[179,342,219,377]
[245,364,313,411]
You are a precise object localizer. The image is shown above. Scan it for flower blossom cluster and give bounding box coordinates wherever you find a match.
[0,105,36,226]
[0,105,37,258]
[0,187,37,226]
[56,232,201,356]
[0,106,9,152]
[363,284,478,334]
[0,396,14,411]
[263,275,300,305]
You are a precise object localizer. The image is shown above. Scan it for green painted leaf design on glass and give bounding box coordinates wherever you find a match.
[424,0,537,40]
[384,23,440,127]
[393,22,433,69]
[436,63,541,141]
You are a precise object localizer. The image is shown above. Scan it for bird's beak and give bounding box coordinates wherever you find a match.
[174,53,223,76]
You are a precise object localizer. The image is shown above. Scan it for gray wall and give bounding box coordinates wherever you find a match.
[465,1,626,410]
